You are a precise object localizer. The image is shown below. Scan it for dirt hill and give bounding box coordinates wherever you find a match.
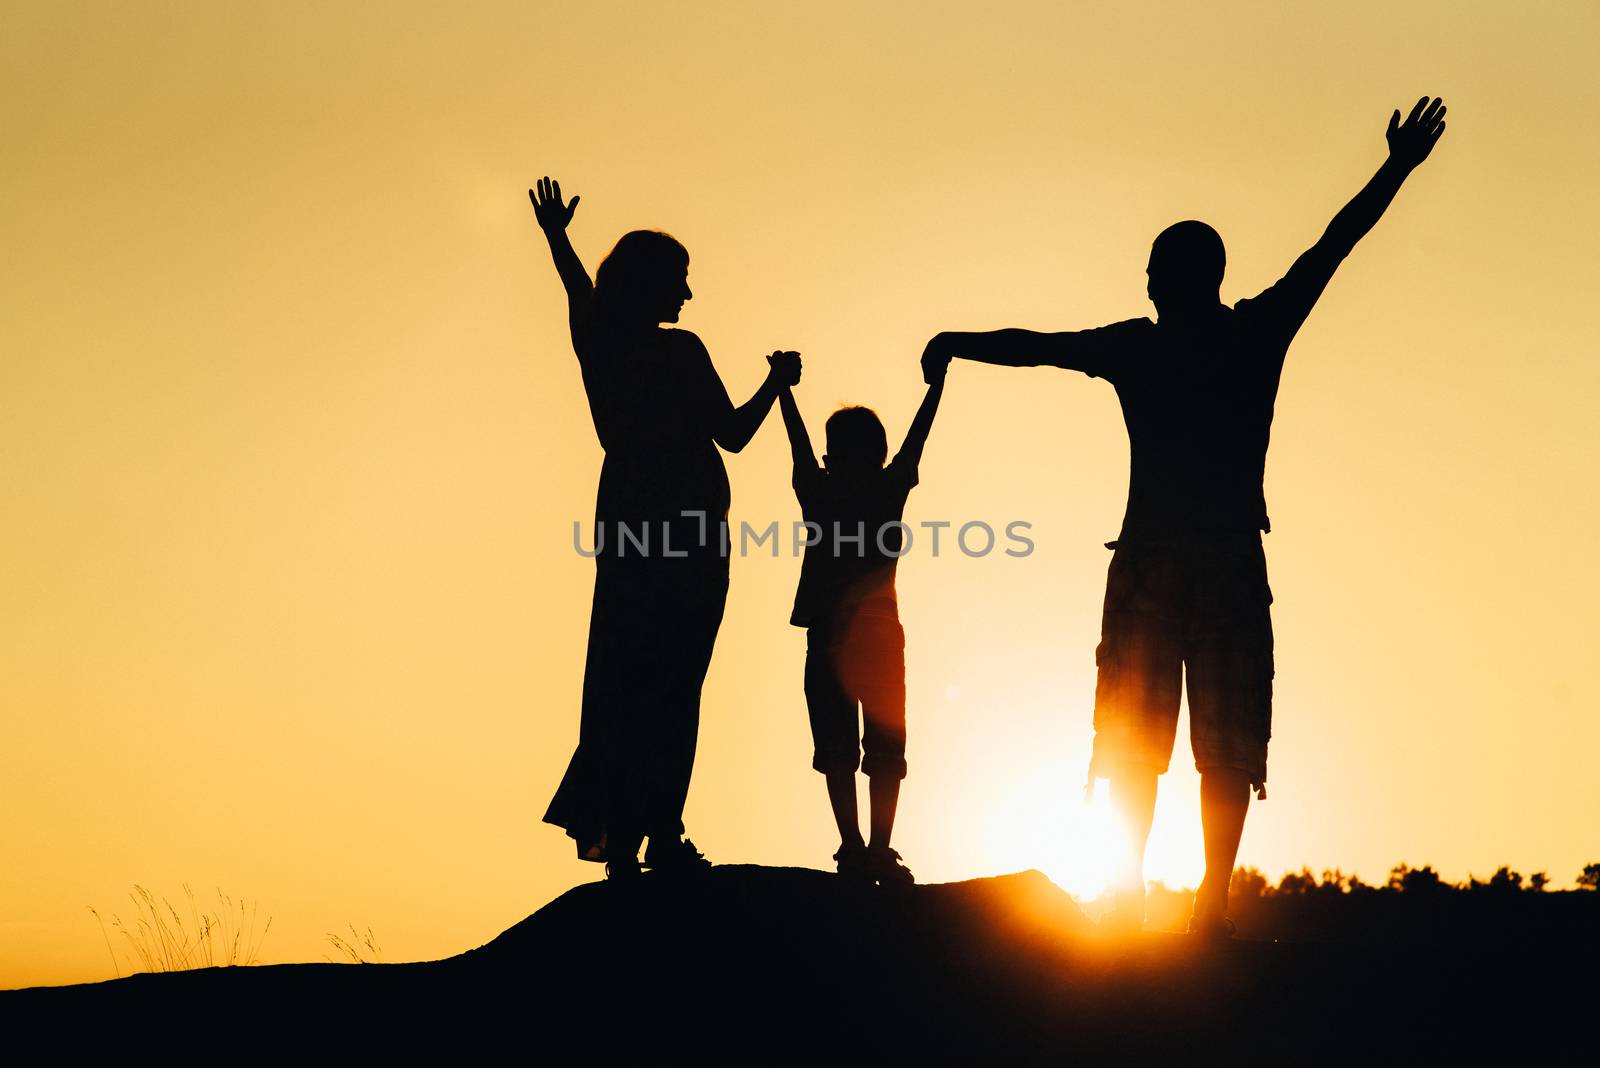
[5,865,1588,1060]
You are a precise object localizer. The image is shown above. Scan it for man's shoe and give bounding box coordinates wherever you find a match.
[1186,912,1236,941]
[861,845,915,886]
[642,835,711,873]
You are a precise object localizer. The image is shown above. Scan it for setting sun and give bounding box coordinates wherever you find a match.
[975,770,1208,904]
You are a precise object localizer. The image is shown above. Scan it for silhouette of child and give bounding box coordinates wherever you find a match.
[776,357,945,884]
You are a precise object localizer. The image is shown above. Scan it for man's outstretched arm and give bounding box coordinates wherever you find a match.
[528,176,593,330]
[1275,97,1448,311]
[920,329,1106,383]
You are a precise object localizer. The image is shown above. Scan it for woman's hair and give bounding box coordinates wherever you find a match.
[593,230,689,322]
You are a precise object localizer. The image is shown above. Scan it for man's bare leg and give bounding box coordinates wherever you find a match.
[1110,764,1160,898]
[1195,768,1251,922]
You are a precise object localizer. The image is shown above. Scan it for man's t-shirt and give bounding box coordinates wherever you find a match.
[789,456,919,628]
[1061,262,1330,539]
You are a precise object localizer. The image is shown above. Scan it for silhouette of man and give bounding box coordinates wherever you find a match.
[921,98,1448,935]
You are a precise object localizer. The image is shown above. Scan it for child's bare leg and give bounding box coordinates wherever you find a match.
[867,774,900,850]
[825,770,864,849]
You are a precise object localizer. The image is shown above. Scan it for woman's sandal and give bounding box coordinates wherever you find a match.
[605,855,641,881]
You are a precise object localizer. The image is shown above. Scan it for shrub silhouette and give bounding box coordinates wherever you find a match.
[1277,869,1319,895]
[1231,867,1270,900]
[1388,863,1446,894]
[1578,863,1600,891]
[1470,866,1525,894]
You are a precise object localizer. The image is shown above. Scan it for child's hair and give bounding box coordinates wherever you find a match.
[825,406,888,466]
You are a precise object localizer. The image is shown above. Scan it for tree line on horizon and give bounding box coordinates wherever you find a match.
[1138,861,1600,941]
[1228,860,1600,898]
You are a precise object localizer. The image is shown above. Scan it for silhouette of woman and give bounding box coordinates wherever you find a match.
[530,177,799,877]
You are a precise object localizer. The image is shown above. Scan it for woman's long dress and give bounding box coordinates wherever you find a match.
[543,323,734,859]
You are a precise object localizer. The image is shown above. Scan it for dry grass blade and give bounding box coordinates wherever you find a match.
[326,924,383,964]
[89,885,272,976]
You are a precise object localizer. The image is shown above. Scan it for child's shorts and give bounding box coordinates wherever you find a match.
[1089,536,1274,793]
[804,603,907,780]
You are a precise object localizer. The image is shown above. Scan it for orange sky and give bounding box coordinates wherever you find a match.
[4,1,1598,988]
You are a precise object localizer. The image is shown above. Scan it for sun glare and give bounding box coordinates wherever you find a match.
[976,762,1213,904]
[1042,781,1124,902]
[980,768,1122,903]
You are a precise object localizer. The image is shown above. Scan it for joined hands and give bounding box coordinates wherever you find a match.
[767,350,802,387]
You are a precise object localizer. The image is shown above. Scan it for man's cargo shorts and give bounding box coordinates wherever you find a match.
[1089,534,1273,796]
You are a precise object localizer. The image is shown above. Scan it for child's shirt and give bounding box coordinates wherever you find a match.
[789,454,919,628]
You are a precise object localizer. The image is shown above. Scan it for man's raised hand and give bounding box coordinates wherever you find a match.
[766,350,802,387]
[1386,97,1447,171]
[529,176,580,233]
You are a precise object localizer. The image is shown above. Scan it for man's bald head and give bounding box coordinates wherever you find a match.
[1147,220,1226,319]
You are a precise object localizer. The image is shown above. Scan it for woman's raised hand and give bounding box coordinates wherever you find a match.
[529,176,580,233]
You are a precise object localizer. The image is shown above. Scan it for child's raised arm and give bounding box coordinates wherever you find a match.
[777,380,820,477]
[894,372,946,471]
